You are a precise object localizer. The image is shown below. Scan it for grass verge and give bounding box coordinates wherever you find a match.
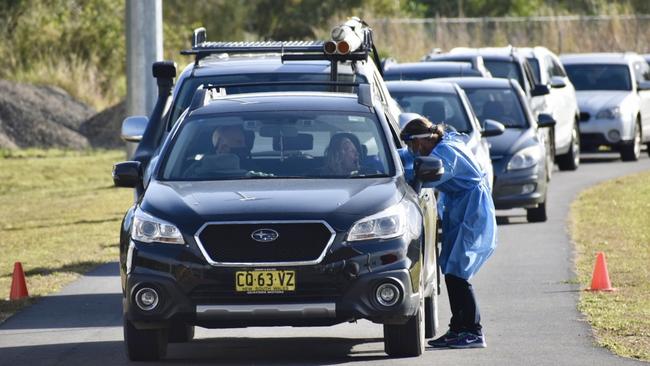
[570,170,650,361]
[0,149,132,323]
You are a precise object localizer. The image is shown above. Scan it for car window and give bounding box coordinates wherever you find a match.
[483,60,525,90]
[390,91,472,133]
[633,61,650,82]
[527,57,541,82]
[462,87,528,128]
[160,111,392,180]
[169,73,368,127]
[551,58,567,77]
[564,64,632,91]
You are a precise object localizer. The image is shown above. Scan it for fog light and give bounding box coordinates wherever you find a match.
[521,184,535,195]
[376,283,400,307]
[608,129,621,142]
[135,287,159,311]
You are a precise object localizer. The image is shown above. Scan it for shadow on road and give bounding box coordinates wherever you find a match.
[0,337,390,365]
[0,293,122,330]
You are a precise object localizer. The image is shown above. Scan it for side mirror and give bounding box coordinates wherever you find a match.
[113,161,142,188]
[414,156,444,183]
[531,84,550,97]
[398,112,424,129]
[550,76,566,89]
[537,113,557,128]
[637,81,650,91]
[481,119,505,137]
[121,116,149,143]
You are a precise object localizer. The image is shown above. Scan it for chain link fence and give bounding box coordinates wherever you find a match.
[369,14,650,61]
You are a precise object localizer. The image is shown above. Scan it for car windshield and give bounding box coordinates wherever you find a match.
[463,87,528,128]
[564,64,632,91]
[169,73,367,125]
[160,111,393,181]
[483,60,525,89]
[390,91,472,133]
[383,68,480,81]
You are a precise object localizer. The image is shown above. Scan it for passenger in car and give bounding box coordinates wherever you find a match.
[321,133,361,176]
[401,117,497,349]
[212,125,253,161]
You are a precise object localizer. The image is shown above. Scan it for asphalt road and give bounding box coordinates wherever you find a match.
[1,152,649,366]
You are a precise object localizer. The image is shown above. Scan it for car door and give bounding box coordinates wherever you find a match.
[546,54,574,153]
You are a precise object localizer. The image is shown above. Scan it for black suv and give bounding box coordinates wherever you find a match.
[114,23,442,361]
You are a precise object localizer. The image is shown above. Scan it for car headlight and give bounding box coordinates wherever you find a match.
[347,200,421,242]
[596,106,621,120]
[507,145,541,171]
[132,209,184,244]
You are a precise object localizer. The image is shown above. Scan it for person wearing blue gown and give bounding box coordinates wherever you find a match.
[400,117,497,349]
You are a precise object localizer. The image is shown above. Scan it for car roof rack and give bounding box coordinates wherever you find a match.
[181,17,383,80]
[188,81,374,112]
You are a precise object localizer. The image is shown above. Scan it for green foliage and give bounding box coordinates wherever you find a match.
[1,0,650,109]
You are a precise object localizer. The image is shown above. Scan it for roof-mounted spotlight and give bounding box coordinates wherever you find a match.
[323,40,337,55]
[330,17,365,55]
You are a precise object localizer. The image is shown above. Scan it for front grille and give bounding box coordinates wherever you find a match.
[196,222,334,265]
[579,112,590,122]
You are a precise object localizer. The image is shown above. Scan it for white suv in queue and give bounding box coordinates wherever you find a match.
[521,47,581,170]
[561,53,650,161]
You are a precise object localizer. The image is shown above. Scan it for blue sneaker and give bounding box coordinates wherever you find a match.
[427,330,459,348]
[447,332,486,349]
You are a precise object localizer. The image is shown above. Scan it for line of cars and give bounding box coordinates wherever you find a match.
[112,18,650,361]
[385,45,650,223]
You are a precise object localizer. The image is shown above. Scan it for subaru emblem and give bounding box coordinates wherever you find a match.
[251,229,279,243]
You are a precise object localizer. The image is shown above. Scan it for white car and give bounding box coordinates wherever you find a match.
[521,47,581,170]
[561,53,650,161]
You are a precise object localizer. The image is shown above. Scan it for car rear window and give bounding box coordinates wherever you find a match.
[160,111,393,181]
[483,60,525,90]
[383,67,481,81]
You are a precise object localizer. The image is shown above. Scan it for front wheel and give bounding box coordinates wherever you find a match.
[124,318,168,361]
[620,121,641,162]
[384,275,425,357]
[526,201,547,223]
[557,123,580,171]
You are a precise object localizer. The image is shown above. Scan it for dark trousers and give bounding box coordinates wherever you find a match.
[445,274,482,334]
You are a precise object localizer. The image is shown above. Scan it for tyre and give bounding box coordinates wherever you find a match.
[424,295,437,339]
[620,121,641,161]
[557,123,580,171]
[123,318,168,361]
[526,201,547,223]
[168,320,195,343]
[384,274,425,357]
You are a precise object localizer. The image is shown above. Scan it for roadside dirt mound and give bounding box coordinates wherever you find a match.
[79,101,126,148]
[0,80,94,149]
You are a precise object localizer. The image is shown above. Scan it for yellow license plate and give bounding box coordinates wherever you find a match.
[235,270,296,293]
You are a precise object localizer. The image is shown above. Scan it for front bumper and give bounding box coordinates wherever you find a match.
[491,158,547,210]
[579,113,635,149]
[123,235,422,329]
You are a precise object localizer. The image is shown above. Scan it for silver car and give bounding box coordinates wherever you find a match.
[561,52,650,161]
[386,80,503,189]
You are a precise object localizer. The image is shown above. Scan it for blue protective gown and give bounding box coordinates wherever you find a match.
[401,132,497,280]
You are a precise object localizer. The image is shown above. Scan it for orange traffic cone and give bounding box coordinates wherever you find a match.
[588,252,616,292]
[9,262,29,300]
